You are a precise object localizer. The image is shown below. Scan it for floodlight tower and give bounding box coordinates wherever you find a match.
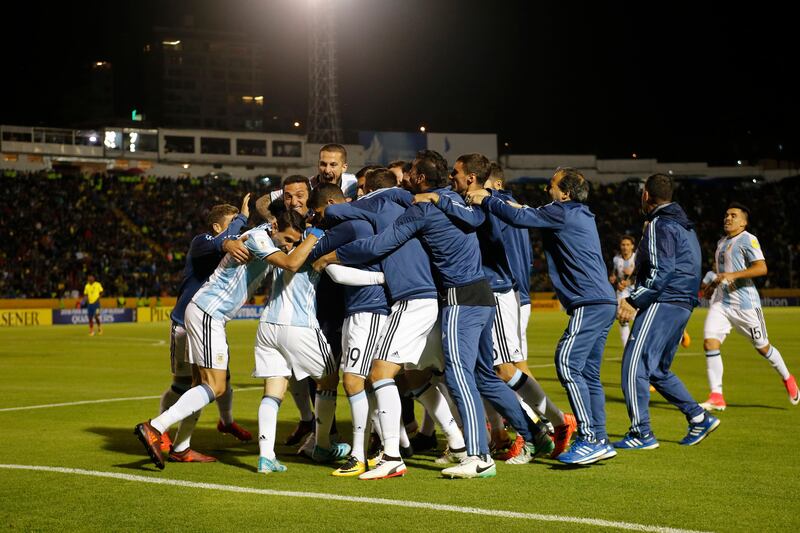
[307,0,343,144]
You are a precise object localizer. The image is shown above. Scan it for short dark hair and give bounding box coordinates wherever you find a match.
[355,164,381,179]
[282,174,311,194]
[456,153,491,182]
[308,182,345,210]
[620,234,636,246]
[556,167,589,203]
[207,204,239,227]
[319,144,347,162]
[728,201,750,221]
[387,160,407,170]
[365,168,397,191]
[644,173,673,203]
[274,209,306,234]
[415,150,449,188]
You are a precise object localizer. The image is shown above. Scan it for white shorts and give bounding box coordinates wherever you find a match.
[185,302,229,370]
[254,322,337,381]
[518,302,531,359]
[492,290,524,365]
[407,318,445,372]
[704,301,769,349]
[373,298,440,369]
[341,312,388,378]
[170,322,191,378]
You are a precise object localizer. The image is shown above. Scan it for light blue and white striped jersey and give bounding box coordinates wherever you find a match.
[261,262,321,328]
[612,252,636,298]
[711,230,765,310]
[192,224,279,322]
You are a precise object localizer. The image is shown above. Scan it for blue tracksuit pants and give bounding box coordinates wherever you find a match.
[621,302,704,436]
[442,304,537,456]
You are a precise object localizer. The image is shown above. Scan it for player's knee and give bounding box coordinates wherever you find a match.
[703,338,720,351]
[495,363,517,382]
[342,373,365,395]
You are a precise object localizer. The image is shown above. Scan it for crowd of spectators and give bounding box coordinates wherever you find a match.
[1,169,797,299]
[0,171,272,298]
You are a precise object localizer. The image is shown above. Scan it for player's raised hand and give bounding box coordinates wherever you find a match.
[240,193,251,219]
[223,235,251,263]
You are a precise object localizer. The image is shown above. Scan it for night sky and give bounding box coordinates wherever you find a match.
[3,0,797,163]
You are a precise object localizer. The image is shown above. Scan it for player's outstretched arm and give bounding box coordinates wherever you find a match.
[266,228,323,272]
[716,260,767,286]
[325,264,385,286]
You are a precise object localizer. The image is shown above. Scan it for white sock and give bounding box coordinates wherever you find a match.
[172,410,201,453]
[508,369,565,425]
[348,390,368,462]
[290,377,315,422]
[159,384,186,414]
[415,383,464,450]
[620,323,630,347]
[151,384,215,434]
[258,396,281,460]
[374,378,401,458]
[763,346,791,380]
[367,390,383,445]
[436,380,462,428]
[420,409,435,436]
[399,421,410,448]
[705,350,723,394]
[315,390,337,449]
[216,383,234,426]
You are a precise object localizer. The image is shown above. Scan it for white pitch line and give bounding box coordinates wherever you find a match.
[0,387,262,413]
[0,464,712,533]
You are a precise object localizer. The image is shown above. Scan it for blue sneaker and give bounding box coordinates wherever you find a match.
[612,432,660,450]
[557,438,607,465]
[312,442,352,463]
[257,456,287,473]
[679,413,720,446]
[599,439,617,460]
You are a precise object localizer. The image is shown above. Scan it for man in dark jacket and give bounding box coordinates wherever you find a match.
[467,167,617,465]
[614,173,720,450]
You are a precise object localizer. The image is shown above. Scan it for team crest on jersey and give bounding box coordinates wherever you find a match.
[215,353,225,364]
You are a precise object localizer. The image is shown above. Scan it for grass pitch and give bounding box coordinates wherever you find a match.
[1,308,798,532]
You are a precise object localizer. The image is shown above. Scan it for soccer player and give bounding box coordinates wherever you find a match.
[316,150,553,479]
[699,202,799,410]
[83,274,103,336]
[468,167,617,465]
[609,235,637,347]
[318,170,468,476]
[424,156,575,461]
[157,197,253,460]
[312,143,358,199]
[133,209,317,470]
[614,173,719,450]
[256,183,387,475]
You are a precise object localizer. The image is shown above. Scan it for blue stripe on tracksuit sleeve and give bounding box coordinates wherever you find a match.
[484,196,565,229]
[629,219,676,309]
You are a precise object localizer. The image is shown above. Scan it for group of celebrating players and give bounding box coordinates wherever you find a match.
[134,144,798,480]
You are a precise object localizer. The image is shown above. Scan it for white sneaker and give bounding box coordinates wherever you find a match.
[358,457,406,480]
[441,455,496,479]
[434,446,467,465]
[297,432,316,459]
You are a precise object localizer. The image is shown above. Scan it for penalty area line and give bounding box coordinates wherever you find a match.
[0,464,712,533]
[0,387,262,413]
